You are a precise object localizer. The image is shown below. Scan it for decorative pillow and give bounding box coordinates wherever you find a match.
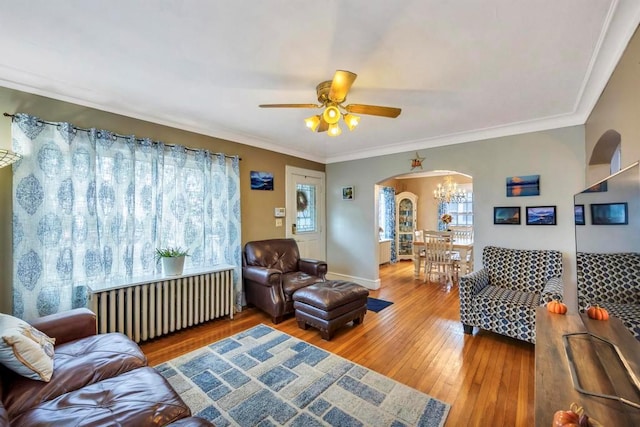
[0,313,55,382]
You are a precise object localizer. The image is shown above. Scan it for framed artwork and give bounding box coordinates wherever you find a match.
[574,205,585,225]
[342,186,355,200]
[250,171,274,190]
[526,206,556,225]
[506,174,540,197]
[493,206,521,224]
[590,202,628,225]
[582,181,607,193]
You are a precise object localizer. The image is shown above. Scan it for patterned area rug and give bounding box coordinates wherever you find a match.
[156,325,450,426]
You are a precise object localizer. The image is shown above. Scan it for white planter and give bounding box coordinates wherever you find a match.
[161,256,185,276]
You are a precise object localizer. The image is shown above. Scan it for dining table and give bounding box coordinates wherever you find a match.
[413,238,474,279]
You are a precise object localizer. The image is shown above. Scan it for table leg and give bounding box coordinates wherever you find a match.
[458,248,469,275]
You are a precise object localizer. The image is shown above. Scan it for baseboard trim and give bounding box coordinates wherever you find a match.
[326,272,381,290]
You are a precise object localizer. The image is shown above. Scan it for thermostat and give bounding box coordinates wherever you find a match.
[274,207,286,217]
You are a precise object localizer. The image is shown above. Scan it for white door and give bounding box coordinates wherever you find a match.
[285,166,326,260]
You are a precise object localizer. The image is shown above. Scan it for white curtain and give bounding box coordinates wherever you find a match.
[11,113,241,320]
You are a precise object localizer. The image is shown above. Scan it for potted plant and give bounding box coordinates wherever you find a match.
[155,247,189,276]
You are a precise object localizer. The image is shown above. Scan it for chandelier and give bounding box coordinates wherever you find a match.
[433,176,466,203]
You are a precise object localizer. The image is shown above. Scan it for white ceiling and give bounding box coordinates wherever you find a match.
[1,1,639,164]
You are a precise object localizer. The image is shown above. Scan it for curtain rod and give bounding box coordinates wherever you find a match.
[3,112,241,160]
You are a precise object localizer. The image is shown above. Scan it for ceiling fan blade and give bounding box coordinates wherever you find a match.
[345,104,402,118]
[328,70,357,103]
[317,116,329,133]
[259,103,320,108]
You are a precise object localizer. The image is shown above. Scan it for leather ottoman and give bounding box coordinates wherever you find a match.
[293,280,369,340]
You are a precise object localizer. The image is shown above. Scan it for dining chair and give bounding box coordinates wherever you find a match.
[449,226,473,242]
[452,245,474,280]
[423,230,455,285]
[413,229,427,278]
[448,226,473,278]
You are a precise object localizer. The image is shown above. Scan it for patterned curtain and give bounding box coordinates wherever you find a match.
[380,186,397,263]
[11,113,242,320]
[438,201,448,231]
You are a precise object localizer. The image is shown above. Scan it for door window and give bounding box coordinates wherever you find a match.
[296,184,317,233]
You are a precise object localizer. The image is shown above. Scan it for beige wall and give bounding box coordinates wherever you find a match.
[586,25,640,183]
[328,126,585,304]
[0,87,324,314]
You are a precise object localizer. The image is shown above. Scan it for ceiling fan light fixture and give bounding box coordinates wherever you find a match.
[328,123,342,137]
[323,105,341,124]
[304,115,321,132]
[259,70,401,137]
[343,113,360,131]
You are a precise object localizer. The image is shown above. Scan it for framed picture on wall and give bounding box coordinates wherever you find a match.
[506,174,540,197]
[250,171,274,190]
[526,206,556,225]
[342,186,354,200]
[582,181,607,193]
[574,205,585,225]
[493,206,521,224]
[590,202,628,225]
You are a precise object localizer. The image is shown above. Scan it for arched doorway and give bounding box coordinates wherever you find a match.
[588,129,621,181]
[376,170,473,282]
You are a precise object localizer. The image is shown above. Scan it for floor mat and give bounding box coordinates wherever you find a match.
[367,297,394,312]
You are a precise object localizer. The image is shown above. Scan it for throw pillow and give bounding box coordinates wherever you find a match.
[0,313,55,381]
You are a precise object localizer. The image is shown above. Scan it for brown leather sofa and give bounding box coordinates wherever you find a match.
[243,238,327,323]
[0,308,212,427]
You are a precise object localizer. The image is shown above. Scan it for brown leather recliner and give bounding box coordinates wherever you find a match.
[0,308,213,427]
[243,238,327,323]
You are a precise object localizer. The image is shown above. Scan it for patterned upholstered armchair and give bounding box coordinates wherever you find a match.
[577,252,640,340]
[459,246,564,343]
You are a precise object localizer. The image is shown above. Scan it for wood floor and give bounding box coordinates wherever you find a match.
[141,261,535,426]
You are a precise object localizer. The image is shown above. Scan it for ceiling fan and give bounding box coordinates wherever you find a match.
[259,70,401,136]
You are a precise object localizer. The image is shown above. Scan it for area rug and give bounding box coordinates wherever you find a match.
[156,324,450,427]
[367,297,394,313]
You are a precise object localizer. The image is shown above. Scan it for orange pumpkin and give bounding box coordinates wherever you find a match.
[587,305,609,320]
[547,300,568,315]
[552,409,579,426]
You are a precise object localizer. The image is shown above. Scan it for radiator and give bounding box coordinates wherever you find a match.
[89,267,234,343]
[379,239,392,265]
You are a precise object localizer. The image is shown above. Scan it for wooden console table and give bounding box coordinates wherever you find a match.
[535,307,640,426]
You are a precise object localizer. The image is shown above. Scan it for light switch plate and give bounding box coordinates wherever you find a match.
[275,218,283,227]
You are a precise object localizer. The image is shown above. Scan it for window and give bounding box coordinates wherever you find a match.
[296,184,317,233]
[446,192,473,226]
[610,143,621,175]
[11,113,241,320]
